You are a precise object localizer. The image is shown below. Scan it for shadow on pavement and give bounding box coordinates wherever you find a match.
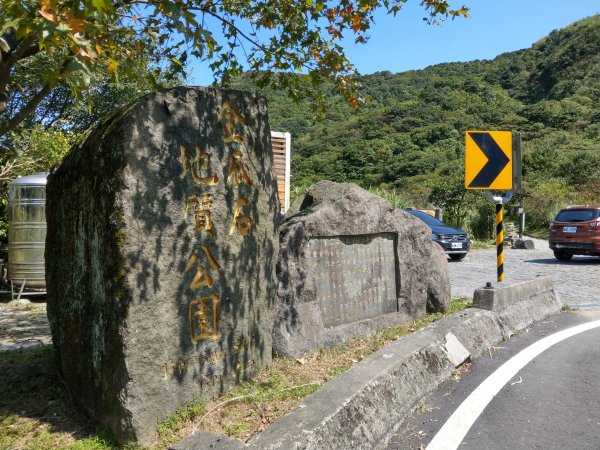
[525,257,600,266]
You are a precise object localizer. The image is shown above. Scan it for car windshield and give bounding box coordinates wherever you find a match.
[406,210,445,227]
[555,209,600,222]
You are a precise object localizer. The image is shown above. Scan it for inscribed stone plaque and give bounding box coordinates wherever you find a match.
[274,181,451,359]
[307,234,398,327]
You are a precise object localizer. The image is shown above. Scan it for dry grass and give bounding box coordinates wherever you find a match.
[1,297,473,449]
[451,361,472,381]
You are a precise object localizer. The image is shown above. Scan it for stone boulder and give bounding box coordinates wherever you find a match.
[45,87,279,445]
[427,243,451,313]
[273,181,450,358]
[513,238,535,250]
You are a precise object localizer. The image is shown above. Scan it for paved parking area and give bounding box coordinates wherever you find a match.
[449,237,600,308]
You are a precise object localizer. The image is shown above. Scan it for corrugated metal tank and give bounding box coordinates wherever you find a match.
[8,172,48,288]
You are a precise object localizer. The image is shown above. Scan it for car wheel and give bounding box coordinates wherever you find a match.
[449,254,466,261]
[554,251,573,261]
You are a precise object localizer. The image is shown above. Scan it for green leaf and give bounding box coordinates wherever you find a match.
[56,22,71,32]
[65,59,92,90]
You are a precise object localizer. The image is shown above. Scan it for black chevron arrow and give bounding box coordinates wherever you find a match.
[467,132,510,188]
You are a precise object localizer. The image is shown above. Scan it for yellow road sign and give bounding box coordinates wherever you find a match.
[465,131,513,190]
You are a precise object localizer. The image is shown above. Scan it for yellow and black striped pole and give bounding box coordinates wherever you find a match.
[495,202,504,282]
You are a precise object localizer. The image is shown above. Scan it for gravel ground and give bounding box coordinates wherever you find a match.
[0,301,51,351]
[1,235,598,351]
[448,236,600,308]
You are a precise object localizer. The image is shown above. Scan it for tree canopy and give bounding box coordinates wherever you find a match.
[0,0,468,138]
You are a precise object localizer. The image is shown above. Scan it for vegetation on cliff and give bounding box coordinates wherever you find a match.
[233,15,600,237]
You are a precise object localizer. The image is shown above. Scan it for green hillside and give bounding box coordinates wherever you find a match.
[232,15,600,237]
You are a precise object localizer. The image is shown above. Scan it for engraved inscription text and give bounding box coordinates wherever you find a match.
[307,234,398,328]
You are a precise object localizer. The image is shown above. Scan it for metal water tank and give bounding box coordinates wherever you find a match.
[8,172,48,289]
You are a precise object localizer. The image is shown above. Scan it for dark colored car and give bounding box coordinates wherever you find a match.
[549,206,600,261]
[406,209,471,261]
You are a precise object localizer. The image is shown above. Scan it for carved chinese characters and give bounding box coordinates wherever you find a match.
[185,194,215,236]
[218,100,246,143]
[189,294,220,343]
[228,151,253,187]
[230,198,253,236]
[45,87,279,445]
[177,100,256,346]
[179,143,222,343]
[308,234,398,328]
[178,144,219,186]
[220,103,254,237]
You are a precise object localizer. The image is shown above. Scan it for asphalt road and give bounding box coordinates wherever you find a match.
[385,309,600,450]
[386,239,600,450]
[448,237,600,309]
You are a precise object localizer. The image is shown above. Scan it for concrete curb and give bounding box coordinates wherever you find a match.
[172,277,562,450]
[473,277,555,311]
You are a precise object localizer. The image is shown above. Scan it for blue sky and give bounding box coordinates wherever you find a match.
[188,1,600,84]
[344,0,600,75]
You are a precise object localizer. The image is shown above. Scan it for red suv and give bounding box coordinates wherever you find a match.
[549,206,600,261]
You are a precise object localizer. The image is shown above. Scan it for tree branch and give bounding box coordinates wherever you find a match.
[0,72,9,115]
[0,60,69,137]
[192,8,316,75]
[7,34,39,66]
[199,10,266,53]
[0,156,40,184]
[0,34,40,116]
[0,84,52,136]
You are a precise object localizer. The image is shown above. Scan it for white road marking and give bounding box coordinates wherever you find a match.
[426,320,600,450]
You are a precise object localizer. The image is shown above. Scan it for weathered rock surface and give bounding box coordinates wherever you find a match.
[513,238,535,249]
[427,243,451,313]
[45,87,279,445]
[273,181,450,358]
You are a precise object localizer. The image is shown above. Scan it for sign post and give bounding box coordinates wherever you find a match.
[465,131,521,282]
[495,203,504,281]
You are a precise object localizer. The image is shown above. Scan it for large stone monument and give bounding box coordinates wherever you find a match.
[274,181,450,358]
[45,87,279,444]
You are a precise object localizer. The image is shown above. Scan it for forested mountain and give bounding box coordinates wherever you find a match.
[232,15,600,236]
